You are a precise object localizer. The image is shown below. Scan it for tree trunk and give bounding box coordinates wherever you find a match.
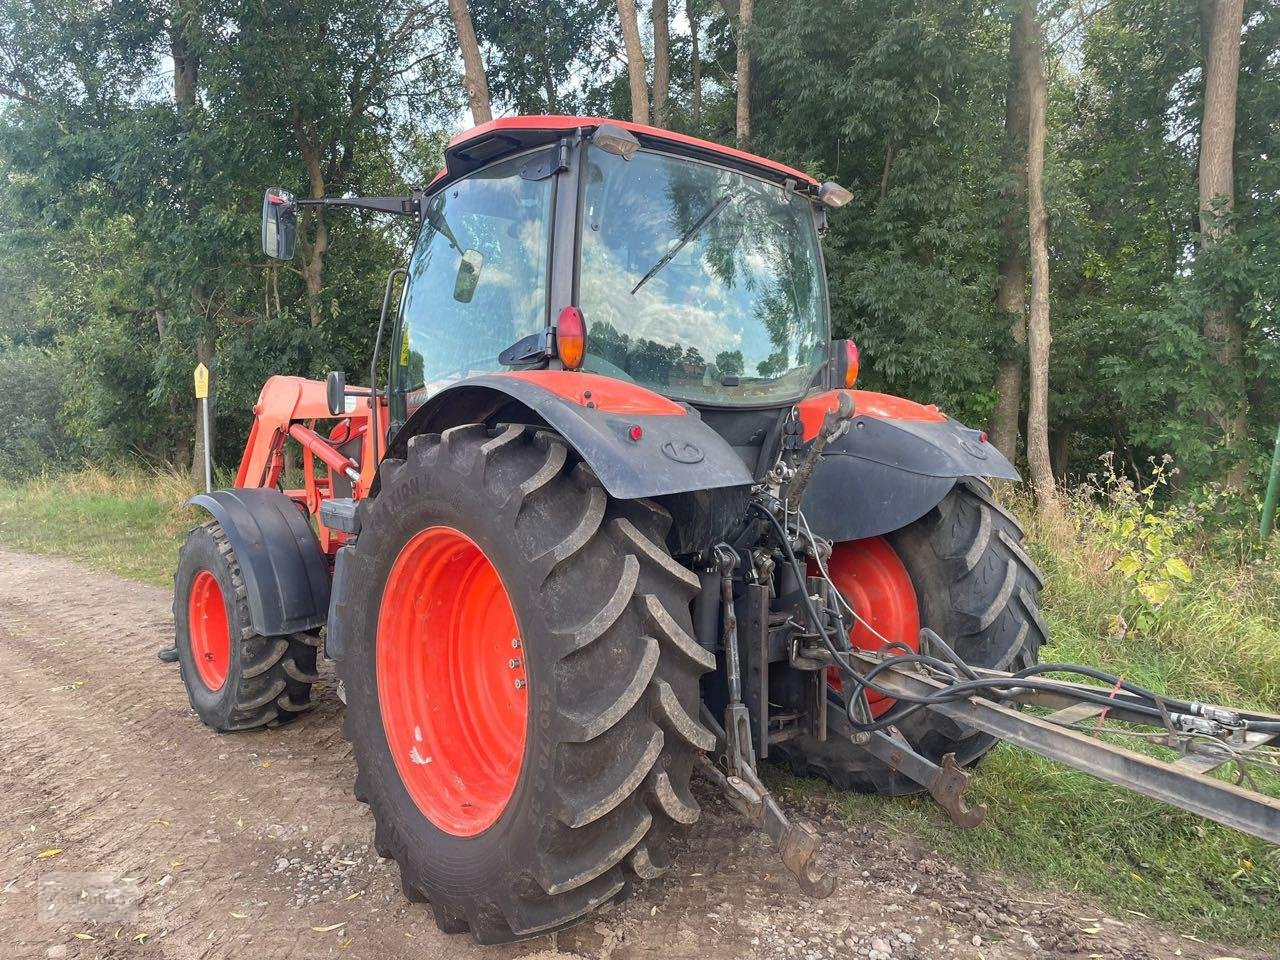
[1199,0,1247,491]
[1020,2,1054,508]
[1049,428,1070,483]
[292,110,328,329]
[735,0,753,149]
[543,63,558,114]
[616,0,649,124]
[990,9,1031,464]
[169,0,213,480]
[170,24,198,109]
[688,0,701,128]
[652,0,670,127]
[448,0,492,125]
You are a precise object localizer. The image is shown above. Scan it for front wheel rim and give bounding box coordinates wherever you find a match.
[377,526,528,837]
[188,570,231,691]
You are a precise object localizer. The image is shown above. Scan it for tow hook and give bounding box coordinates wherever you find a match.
[697,756,836,898]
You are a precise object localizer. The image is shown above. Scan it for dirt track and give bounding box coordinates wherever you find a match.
[0,547,1268,960]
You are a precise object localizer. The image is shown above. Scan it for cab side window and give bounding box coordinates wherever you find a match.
[393,151,555,420]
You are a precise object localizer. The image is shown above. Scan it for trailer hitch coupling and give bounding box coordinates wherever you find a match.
[699,756,837,898]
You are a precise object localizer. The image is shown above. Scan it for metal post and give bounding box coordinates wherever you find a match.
[201,397,212,493]
[1260,421,1280,540]
[194,361,211,493]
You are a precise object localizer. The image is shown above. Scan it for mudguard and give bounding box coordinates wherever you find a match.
[188,488,331,636]
[799,391,1019,543]
[383,371,754,500]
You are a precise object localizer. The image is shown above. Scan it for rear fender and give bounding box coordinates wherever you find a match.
[188,488,331,636]
[381,371,753,500]
[798,389,1019,542]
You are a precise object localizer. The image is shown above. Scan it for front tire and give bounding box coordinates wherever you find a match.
[173,520,319,730]
[774,478,1047,794]
[336,424,714,943]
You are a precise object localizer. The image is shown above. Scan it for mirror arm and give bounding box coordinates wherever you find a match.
[297,196,421,217]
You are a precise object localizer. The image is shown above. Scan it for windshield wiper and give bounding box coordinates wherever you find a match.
[425,202,461,252]
[631,193,732,295]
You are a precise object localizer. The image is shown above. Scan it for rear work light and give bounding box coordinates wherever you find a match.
[556,306,586,370]
[831,339,859,388]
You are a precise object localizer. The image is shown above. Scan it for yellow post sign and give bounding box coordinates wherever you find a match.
[195,362,212,493]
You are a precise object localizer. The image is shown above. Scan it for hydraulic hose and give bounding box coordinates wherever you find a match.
[748,500,1280,736]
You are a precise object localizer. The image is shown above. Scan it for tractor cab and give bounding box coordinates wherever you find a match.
[391,119,842,426]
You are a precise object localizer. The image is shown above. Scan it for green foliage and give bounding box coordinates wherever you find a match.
[1075,454,1199,627]
[0,343,81,478]
[469,0,620,114]
[748,0,1008,423]
[0,0,454,474]
[0,0,1277,497]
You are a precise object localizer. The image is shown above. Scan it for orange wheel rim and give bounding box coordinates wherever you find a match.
[819,537,920,718]
[188,570,231,691]
[377,527,527,837]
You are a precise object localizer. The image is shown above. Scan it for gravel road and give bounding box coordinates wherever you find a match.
[0,547,1267,960]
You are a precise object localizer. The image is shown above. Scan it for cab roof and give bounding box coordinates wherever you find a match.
[432,115,818,192]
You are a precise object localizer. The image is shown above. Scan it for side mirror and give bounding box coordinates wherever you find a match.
[453,249,484,303]
[262,188,297,260]
[326,370,347,416]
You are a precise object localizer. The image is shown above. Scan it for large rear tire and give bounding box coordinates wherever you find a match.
[773,478,1047,794]
[335,424,714,943]
[173,520,319,730]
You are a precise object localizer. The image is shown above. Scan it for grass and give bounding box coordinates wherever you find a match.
[0,465,1277,942]
[0,466,198,586]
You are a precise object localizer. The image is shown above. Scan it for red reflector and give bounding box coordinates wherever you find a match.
[979,431,988,443]
[844,340,860,388]
[628,425,643,442]
[556,306,586,370]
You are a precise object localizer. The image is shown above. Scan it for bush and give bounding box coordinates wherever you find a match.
[0,343,82,479]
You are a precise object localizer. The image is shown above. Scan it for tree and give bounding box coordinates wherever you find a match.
[1020,0,1055,507]
[989,11,1030,464]
[469,0,616,114]
[653,0,670,126]
[616,0,649,123]
[167,0,218,480]
[687,0,702,128]
[735,0,753,148]
[449,0,492,124]
[1198,0,1246,490]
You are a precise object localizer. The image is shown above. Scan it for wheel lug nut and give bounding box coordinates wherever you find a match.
[514,678,526,689]
[508,658,521,669]
[511,638,521,648]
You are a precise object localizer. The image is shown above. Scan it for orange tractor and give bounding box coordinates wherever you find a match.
[175,117,1280,943]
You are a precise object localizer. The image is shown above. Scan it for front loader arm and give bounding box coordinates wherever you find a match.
[235,376,387,547]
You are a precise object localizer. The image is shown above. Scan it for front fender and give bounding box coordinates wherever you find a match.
[384,371,753,501]
[188,488,331,636]
[799,390,1019,542]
